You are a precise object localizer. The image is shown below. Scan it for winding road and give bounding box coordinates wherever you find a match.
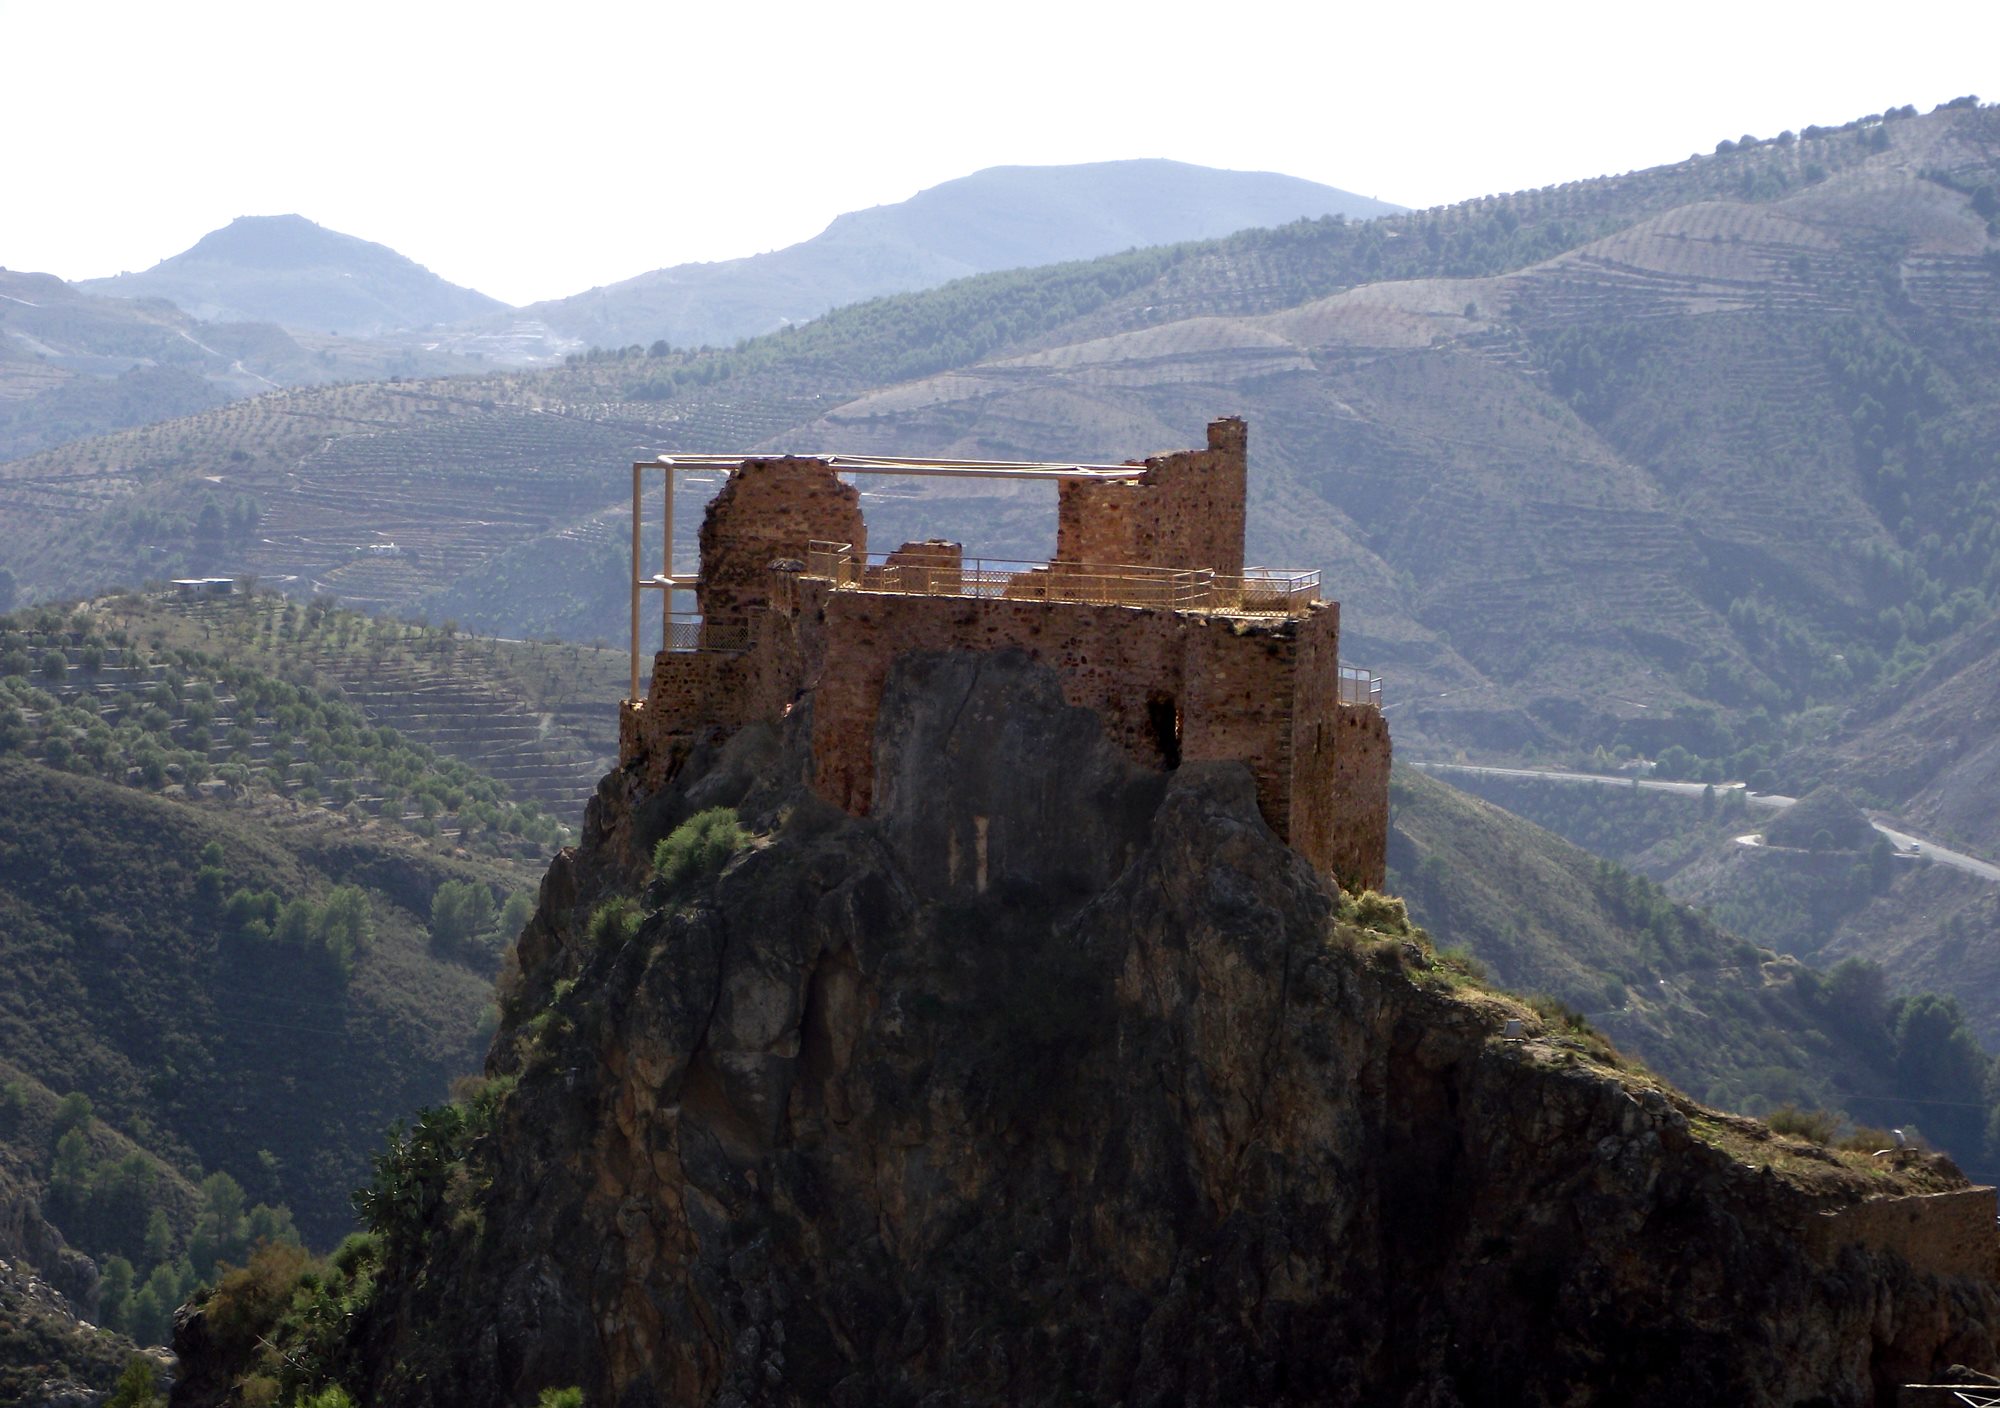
[1411,761,2000,885]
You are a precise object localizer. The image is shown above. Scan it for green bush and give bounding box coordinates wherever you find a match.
[1766,1102,1839,1143]
[652,808,751,889]
[1438,945,1487,980]
[587,897,641,950]
[105,1356,162,1408]
[1528,993,1595,1035]
[1344,889,1414,935]
[294,1389,356,1408]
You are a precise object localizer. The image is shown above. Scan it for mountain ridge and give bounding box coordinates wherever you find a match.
[79,214,509,336]
[496,159,1403,355]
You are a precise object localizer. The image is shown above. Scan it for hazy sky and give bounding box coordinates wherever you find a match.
[6,0,1994,306]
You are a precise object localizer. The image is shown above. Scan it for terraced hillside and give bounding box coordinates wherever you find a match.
[3,598,573,856]
[1,101,1996,797]
[0,268,486,464]
[116,590,624,821]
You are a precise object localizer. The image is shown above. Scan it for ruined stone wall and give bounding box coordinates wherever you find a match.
[621,612,803,787]
[622,581,1387,888]
[615,421,1388,887]
[1286,604,1344,882]
[697,459,863,638]
[1179,621,1303,842]
[1055,419,1247,575]
[1326,704,1391,892]
[803,589,1309,839]
[865,540,964,596]
[1055,478,1145,567]
[1802,1188,1999,1281]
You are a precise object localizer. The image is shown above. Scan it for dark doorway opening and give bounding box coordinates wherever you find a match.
[1147,691,1182,769]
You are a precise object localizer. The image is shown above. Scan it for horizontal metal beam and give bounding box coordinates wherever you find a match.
[634,454,1148,481]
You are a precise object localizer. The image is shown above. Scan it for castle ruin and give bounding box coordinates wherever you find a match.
[618,419,1392,892]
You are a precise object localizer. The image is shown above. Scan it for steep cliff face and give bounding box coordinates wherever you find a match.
[334,651,1998,1408]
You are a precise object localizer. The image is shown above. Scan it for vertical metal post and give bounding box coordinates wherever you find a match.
[672,464,680,656]
[630,462,642,703]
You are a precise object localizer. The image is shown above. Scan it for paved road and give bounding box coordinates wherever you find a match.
[1413,761,2000,885]
[1413,761,1728,800]
[1863,821,2000,884]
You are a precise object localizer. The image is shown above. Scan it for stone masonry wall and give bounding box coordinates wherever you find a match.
[697,459,863,639]
[1180,619,1305,843]
[621,584,1388,888]
[617,421,1390,888]
[1802,1188,2000,1281]
[800,585,1334,860]
[866,540,964,596]
[1056,418,1247,576]
[621,612,802,788]
[1287,604,1344,884]
[1326,704,1392,892]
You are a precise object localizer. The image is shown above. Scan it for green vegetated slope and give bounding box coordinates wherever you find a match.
[1,597,572,856]
[1803,612,2000,856]
[99,589,625,822]
[0,592,620,1380]
[0,755,517,1233]
[0,601,570,1290]
[1435,768,2000,1052]
[1388,768,1996,1170]
[0,756,525,1369]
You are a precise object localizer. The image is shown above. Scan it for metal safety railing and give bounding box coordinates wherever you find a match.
[804,542,1319,615]
[1339,665,1383,708]
[665,612,750,653]
[666,613,704,652]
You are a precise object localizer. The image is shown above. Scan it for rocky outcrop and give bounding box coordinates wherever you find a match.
[319,651,1998,1407]
[0,1186,98,1315]
[1764,785,1881,851]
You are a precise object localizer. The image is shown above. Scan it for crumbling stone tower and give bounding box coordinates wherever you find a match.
[619,420,1391,891]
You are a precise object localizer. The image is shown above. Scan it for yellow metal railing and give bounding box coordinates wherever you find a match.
[804,542,1318,615]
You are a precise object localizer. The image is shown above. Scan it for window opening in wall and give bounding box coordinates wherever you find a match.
[1147,690,1183,769]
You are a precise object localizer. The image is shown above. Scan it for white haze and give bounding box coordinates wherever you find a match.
[3,0,1993,306]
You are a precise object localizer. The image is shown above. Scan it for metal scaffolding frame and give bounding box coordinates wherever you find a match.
[628,453,1150,701]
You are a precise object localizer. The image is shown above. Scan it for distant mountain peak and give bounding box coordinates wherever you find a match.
[79,214,508,335]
